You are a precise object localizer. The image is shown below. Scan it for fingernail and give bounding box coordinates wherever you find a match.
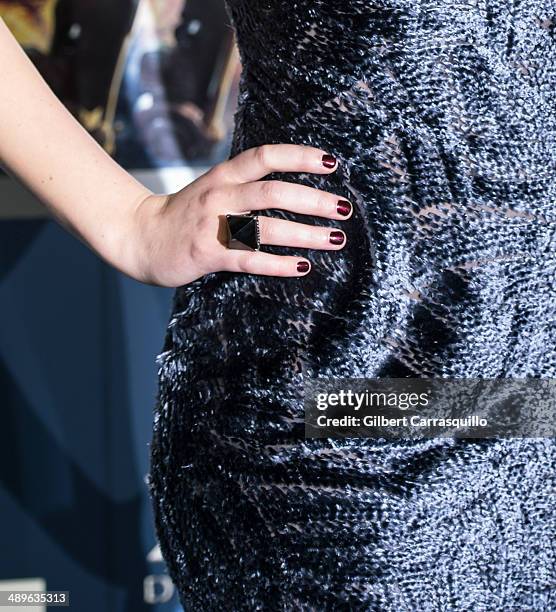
[337,200,352,216]
[322,154,337,169]
[330,231,345,245]
[297,261,310,273]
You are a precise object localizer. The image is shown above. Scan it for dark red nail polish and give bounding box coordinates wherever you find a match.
[297,261,310,273]
[330,231,345,245]
[322,154,337,169]
[337,200,352,216]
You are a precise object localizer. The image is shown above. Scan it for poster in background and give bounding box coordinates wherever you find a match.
[0,0,240,168]
[0,1,239,610]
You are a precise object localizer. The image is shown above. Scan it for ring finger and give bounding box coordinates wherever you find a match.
[258,216,346,250]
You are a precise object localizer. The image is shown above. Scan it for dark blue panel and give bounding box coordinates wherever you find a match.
[0,220,182,611]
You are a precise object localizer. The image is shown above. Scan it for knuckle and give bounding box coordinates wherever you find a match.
[260,180,280,203]
[254,144,272,169]
[188,241,203,264]
[216,185,238,209]
[189,235,212,266]
[204,163,227,185]
[196,215,213,234]
[197,187,214,208]
[198,185,227,210]
[237,252,255,274]
[206,162,223,180]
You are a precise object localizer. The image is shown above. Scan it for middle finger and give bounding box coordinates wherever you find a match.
[229,180,353,220]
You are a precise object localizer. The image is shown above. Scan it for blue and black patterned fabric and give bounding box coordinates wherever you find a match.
[148,2,556,609]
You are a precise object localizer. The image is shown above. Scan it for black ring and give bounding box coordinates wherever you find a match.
[225,214,261,251]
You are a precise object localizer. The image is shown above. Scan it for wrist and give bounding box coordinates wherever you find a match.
[121,191,170,285]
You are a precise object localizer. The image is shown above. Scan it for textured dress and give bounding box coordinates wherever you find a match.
[148,1,556,610]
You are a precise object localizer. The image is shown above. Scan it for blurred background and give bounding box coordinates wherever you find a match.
[0,1,239,610]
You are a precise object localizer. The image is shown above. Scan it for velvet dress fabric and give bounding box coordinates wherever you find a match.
[148,1,556,609]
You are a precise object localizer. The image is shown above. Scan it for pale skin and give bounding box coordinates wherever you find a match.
[0,18,352,288]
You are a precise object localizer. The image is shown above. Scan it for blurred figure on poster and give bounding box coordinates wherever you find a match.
[0,0,240,166]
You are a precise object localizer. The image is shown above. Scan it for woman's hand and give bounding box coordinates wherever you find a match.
[0,24,351,288]
[130,144,353,287]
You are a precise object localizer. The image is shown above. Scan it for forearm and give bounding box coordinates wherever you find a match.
[0,18,153,275]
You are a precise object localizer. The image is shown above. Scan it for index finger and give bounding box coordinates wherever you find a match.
[217,144,338,184]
